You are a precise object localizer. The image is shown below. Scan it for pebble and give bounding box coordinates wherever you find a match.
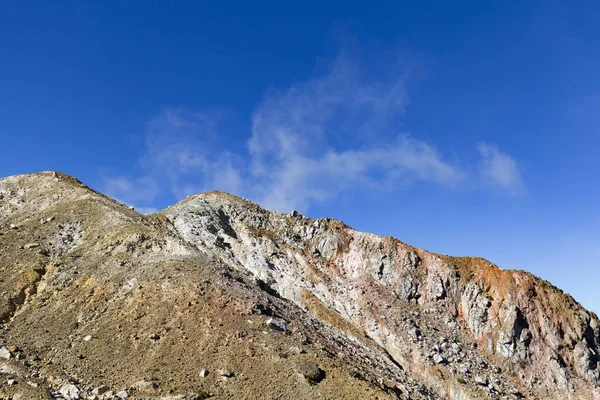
[475,375,488,385]
[433,353,445,364]
[24,243,40,249]
[199,369,209,377]
[219,369,234,378]
[0,346,11,359]
[92,385,110,395]
[134,380,157,391]
[83,335,93,341]
[116,390,129,398]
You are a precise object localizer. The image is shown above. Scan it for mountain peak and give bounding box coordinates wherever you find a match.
[0,171,598,399]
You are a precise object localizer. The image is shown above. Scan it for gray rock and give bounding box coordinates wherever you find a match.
[433,353,445,364]
[475,375,488,385]
[395,276,419,302]
[266,318,287,332]
[116,390,129,398]
[401,250,421,272]
[461,283,491,338]
[219,369,234,377]
[24,242,40,249]
[296,359,325,384]
[430,275,446,300]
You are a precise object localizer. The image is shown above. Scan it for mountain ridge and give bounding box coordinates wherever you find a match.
[0,171,598,399]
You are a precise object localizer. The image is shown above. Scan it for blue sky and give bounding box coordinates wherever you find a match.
[1,1,599,313]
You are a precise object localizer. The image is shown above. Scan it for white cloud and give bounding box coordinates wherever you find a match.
[246,52,464,211]
[134,206,159,215]
[103,176,159,205]
[103,51,525,212]
[477,143,525,194]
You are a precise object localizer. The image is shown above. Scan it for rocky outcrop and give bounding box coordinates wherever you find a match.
[165,191,600,399]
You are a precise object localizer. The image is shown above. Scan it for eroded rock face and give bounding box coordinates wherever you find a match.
[165,191,600,399]
[461,283,491,339]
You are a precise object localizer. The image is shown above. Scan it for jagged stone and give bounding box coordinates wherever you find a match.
[0,347,11,359]
[59,383,80,399]
[266,318,287,332]
[92,385,110,395]
[432,353,445,364]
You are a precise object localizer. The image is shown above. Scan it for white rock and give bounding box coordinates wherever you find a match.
[134,380,156,391]
[433,353,445,364]
[116,390,129,398]
[83,335,93,341]
[59,383,80,399]
[219,369,234,377]
[0,347,11,359]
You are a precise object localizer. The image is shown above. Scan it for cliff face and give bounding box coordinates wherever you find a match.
[0,172,598,400]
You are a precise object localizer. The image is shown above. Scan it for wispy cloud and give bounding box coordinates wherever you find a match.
[103,176,159,206]
[103,51,525,212]
[477,142,525,194]
[245,51,465,210]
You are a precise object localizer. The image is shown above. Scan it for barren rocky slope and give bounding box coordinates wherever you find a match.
[0,171,598,400]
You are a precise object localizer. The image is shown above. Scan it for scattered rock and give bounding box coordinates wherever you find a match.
[296,360,325,384]
[83,335,93,341]
[266,318,287,332]
[433,353,445,364]
[134,380,157,391]
[219,369,234,378]
[475,375,488,386]
[116,390,129,398]
[0,347,11,359]
[59,383,80,399]
[92,385,110,395]
[199,369,209,377]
